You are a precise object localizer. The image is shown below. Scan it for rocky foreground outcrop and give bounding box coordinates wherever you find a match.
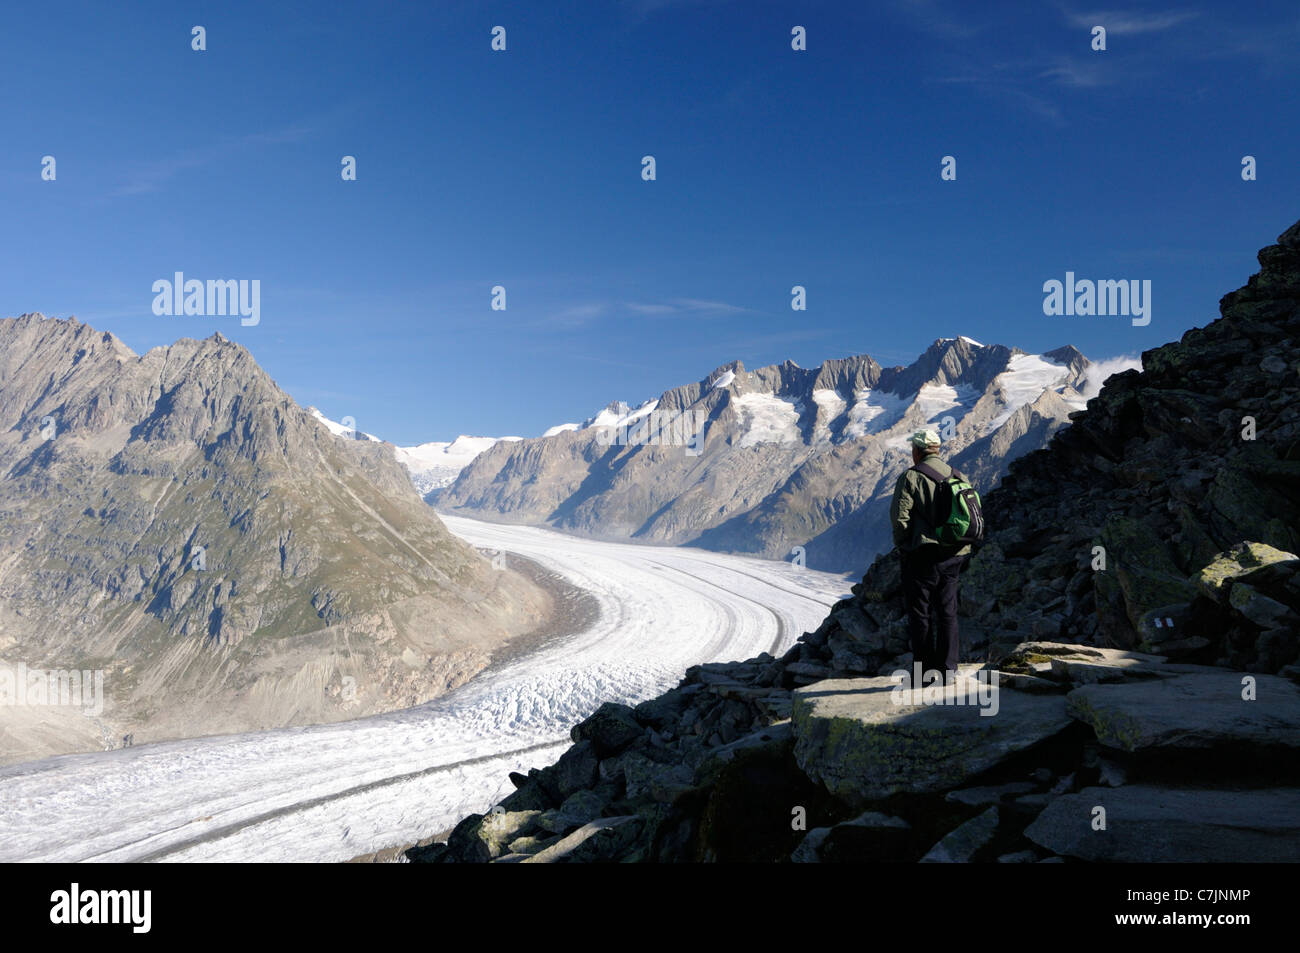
[410,219,1300,863]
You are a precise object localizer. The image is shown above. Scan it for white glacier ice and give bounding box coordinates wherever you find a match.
[0,517,849,863]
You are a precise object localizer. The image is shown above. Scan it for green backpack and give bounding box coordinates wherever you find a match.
[912,462,985,546]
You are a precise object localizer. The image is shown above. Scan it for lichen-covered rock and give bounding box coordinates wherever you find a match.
[521,815,644,863]
[1197,542,1299,601]
[477,809,543,858]
[1100,515,1198,640]
[506,833,561,856]
[617,750,693,801]
[443,812,490,863]
[538,739,600,802]
[998,641,1185,684]
[1065,671,1300,753]
[1229,584,1297,628]
[791,674,1072,803]
[571,702,643,757]
[553,790,607,830]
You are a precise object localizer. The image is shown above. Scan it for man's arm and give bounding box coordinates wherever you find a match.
[891,471,913,548]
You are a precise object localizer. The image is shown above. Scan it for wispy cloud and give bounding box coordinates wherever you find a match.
[1065,6,1300,80]
[654,298,747,315]
[923,5,1230,120]
[1037,57,1113,89]
[1062,9,1200,35]
[1080,354,1142,399]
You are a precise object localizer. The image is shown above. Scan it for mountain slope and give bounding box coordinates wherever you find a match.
[0,314,550,763]
[440,340,1123,571]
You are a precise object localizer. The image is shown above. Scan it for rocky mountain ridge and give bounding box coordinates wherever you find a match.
[439,338,1126,572]
[0,314,550,764]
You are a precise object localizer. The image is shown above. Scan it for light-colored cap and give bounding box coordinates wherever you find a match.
[910,428,941,449]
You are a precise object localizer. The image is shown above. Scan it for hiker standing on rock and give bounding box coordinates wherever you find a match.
[890,429,984,684]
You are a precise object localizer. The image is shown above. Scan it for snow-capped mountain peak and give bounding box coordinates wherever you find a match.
[309,408,522,499]
[308,407,381,442]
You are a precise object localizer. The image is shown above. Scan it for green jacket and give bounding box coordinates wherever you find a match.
[890,453,972,557]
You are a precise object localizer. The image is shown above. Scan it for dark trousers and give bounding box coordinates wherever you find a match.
[902,546,968,676]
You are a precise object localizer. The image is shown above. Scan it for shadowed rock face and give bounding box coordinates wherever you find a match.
[414,218,1300,866]
[439,339,1103,572]
[0,314,550,763]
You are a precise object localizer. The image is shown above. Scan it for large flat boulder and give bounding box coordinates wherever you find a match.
[791,673,1072,803]
[995,641,1208,684]
[1066,671,1300,752]
[1024,785,1300,861]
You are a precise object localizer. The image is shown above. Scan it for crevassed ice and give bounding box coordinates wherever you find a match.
[811,388,846,410]
[842,388,909,439]
[394,435,522,491]
[810,389,847,440]
[915,382,979,424]
[0,517,851,863]
[983,353,1075,434]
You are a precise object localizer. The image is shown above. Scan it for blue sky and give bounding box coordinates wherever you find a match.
[3,0,1298,445]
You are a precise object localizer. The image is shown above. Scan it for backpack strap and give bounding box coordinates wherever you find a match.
[912,462,949,484]
[913,462,970,485]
